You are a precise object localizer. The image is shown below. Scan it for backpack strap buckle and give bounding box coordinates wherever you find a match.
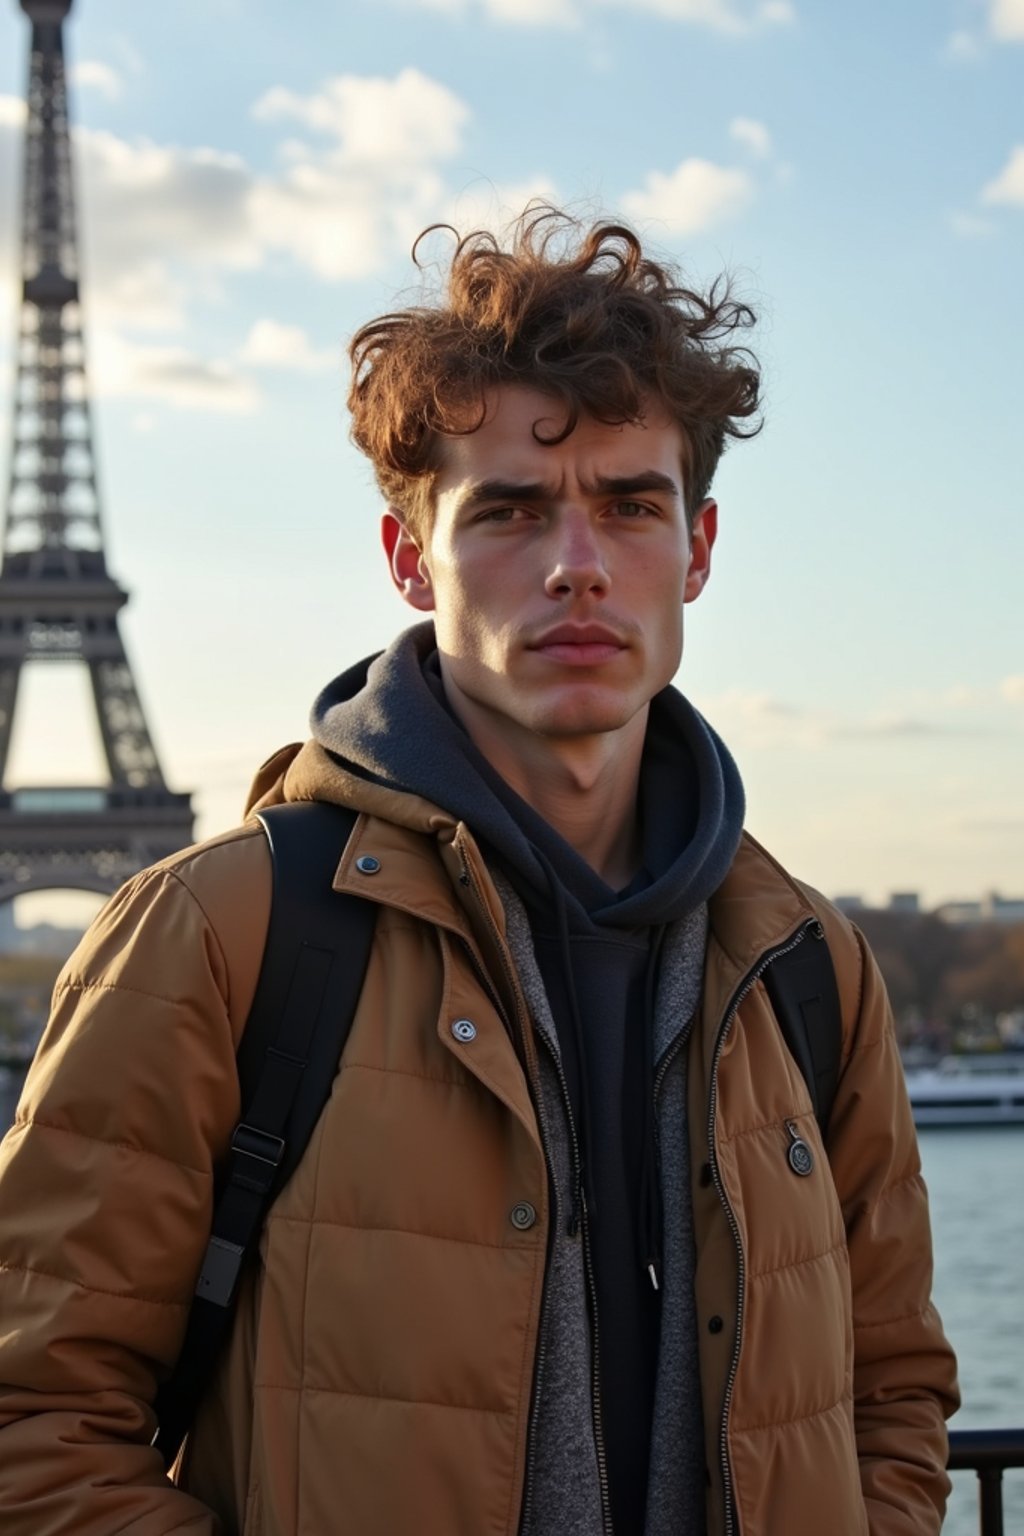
[228,1123,285,1195]
[194,1235,246,1308]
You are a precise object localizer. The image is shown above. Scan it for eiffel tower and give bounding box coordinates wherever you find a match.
[0,0,193,908]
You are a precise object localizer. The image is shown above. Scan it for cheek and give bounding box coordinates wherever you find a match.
[645,558,688,624]
[429,580,497,661]
[650,577,686,674]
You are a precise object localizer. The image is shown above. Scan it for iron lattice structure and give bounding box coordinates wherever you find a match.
[0,0,193,905]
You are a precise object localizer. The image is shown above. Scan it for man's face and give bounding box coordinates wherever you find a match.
[384,384,715,752]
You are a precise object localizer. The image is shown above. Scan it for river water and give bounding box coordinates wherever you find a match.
[0,1072,1020,1532]
[919,1127,1024,1536]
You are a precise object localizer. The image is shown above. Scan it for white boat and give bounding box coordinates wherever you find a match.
[903,1053,1024,1128]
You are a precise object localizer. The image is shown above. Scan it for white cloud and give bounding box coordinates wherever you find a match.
[248,163,446,282]
[0,95,26,128]
[621,157,752,234]
[0,69,561,409]
[0,69,484,316]
[729,116,772,158]
[240,319,336,372]
[981,146,1024,206]
[51,127,263,332]
[990,0,1024,41]
[623,0,793,28]
[1000,676,1024,702]
[486,0,579,22]
[244,69,479,279]
[252,69,468,166]
[384,0,792,29]
[90,332,260,413]
[78,130,261,271]
[70,61,123,101]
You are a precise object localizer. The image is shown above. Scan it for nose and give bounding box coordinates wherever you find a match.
[543,511,610,600]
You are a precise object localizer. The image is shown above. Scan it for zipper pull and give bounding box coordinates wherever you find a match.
[647,1259,660,1292]
[784,1118,814,1177]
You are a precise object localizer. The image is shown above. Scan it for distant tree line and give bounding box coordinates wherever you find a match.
[851,912,1024,1049]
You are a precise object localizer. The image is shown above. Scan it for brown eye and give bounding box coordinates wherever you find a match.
[479,506,527,524]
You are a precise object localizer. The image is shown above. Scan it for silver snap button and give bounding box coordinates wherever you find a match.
[355,855,381,875]
[451,1019,477,1043]
[510,1202,537,1231]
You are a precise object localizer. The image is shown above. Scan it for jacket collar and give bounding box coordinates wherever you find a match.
[707,830,819,989]
[248,740,817,990]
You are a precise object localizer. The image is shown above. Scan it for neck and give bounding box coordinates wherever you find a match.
[446,693,648,890]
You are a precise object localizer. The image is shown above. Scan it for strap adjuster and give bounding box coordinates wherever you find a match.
[228,1122,286,1195]
[231,1122,285,1166]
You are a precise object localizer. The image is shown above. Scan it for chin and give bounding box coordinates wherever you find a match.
[526,695,642,739]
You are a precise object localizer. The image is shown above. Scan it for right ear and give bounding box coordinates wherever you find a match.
[382,511,436,612]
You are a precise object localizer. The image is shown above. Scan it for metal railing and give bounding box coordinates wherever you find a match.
[949,1427,1024,1536]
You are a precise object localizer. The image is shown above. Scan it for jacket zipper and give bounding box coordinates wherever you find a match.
[646,1014,700,1293]
[708,917,823,1536]
[455,845,613,1535]
[653,1012,698,1113]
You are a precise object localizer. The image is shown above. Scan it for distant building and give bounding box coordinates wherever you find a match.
[833,895,865,914]
[0,912,84,958]
[937,892,1024,926]
[15,922,85,957]
[888,892,921,915]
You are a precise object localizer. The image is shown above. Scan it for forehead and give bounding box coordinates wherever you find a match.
[432,385,688,496]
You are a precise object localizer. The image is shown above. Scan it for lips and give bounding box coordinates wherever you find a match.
[532,623,625,647]
[528,623,628,665]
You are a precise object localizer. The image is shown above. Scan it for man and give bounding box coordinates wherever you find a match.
[0,208,957,1535]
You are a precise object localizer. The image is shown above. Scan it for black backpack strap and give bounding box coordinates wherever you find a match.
[153,801,376,1467]
[763,922,842,1141]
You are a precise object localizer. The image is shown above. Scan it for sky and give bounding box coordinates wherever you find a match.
[0,0,1022,926]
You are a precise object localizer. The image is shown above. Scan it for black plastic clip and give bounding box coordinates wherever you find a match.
[228,1123,286,1194]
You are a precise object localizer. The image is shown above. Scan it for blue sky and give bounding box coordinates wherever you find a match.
[0,0,1021,919]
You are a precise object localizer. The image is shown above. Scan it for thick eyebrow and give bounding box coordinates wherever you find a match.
[456,478,552,511]
[456,469,682,511]
[582,470,682,499]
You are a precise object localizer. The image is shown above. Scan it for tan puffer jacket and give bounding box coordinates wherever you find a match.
[0,742,958,1535]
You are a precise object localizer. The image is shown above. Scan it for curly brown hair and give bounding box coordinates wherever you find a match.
[348,205,761,535]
